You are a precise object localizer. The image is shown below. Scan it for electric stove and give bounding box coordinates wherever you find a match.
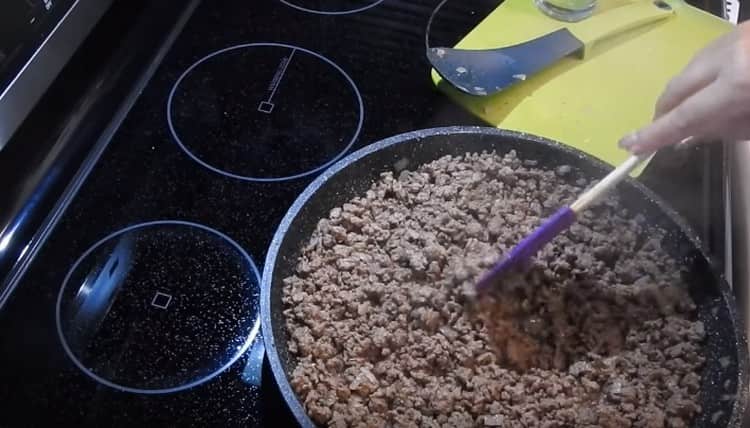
[0,0,731,426]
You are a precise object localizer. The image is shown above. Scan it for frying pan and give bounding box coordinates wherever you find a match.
[261,127,749,427]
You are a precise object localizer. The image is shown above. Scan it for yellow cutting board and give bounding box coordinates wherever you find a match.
[431,0,732,173]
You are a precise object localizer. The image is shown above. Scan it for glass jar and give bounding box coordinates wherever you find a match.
[535,0,597,21]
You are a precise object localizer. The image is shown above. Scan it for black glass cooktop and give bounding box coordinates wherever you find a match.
[0,0,498,426]
[0,0,727,426]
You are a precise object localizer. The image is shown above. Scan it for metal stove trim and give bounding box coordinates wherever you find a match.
[0,0,113,151]
[0,0,201,310]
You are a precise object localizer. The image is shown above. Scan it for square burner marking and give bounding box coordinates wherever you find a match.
[257,101,274,114]
[151,291,172,309]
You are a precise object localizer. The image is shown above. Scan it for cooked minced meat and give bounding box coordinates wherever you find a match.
[282,150,704,428]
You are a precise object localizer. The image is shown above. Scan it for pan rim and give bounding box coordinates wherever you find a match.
[261,125,749,427]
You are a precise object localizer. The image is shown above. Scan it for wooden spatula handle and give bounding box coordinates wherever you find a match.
[570,153,651,213]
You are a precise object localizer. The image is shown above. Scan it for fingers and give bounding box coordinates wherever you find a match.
[619,24,750,154]
[654,63,719,119]
[653,35,733,118]
[619,80,729,154]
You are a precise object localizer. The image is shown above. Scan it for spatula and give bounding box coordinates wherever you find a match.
[427,0,675,96]
[476,152,651,292]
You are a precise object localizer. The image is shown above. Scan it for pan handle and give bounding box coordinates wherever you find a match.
[241,335,266,387]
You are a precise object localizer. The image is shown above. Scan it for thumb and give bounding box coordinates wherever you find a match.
[619,80,727,154]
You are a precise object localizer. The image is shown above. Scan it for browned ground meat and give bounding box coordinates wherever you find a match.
[282,151,705,428]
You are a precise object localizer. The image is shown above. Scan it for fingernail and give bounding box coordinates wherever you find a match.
[675,136,697,151]
[619,132,638,148]
[630,144,649,155]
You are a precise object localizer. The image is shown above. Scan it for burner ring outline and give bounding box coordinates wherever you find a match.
[278,0,385,15]
[167,43,364,182]
[55,220,261,395]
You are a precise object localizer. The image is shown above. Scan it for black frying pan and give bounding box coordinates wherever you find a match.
[261,127,749,427]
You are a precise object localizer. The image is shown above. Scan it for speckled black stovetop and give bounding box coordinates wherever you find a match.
[0,0,509,426]
[0,0,729,425]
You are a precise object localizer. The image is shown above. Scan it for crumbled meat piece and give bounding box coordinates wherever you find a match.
[482,414,504,426]
[282,151,705,427]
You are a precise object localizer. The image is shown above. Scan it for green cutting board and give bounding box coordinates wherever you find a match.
[431,0,732,173]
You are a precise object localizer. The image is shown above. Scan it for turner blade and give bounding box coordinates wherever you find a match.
[427,28,583,96]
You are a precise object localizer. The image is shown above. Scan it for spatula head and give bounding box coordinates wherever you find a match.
[476,206,576,291]
[427,28,584,96]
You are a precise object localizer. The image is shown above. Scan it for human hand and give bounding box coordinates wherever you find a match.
[619,21,750,154]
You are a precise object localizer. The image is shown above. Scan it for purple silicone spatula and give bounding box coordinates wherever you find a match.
[476,153,651,292]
